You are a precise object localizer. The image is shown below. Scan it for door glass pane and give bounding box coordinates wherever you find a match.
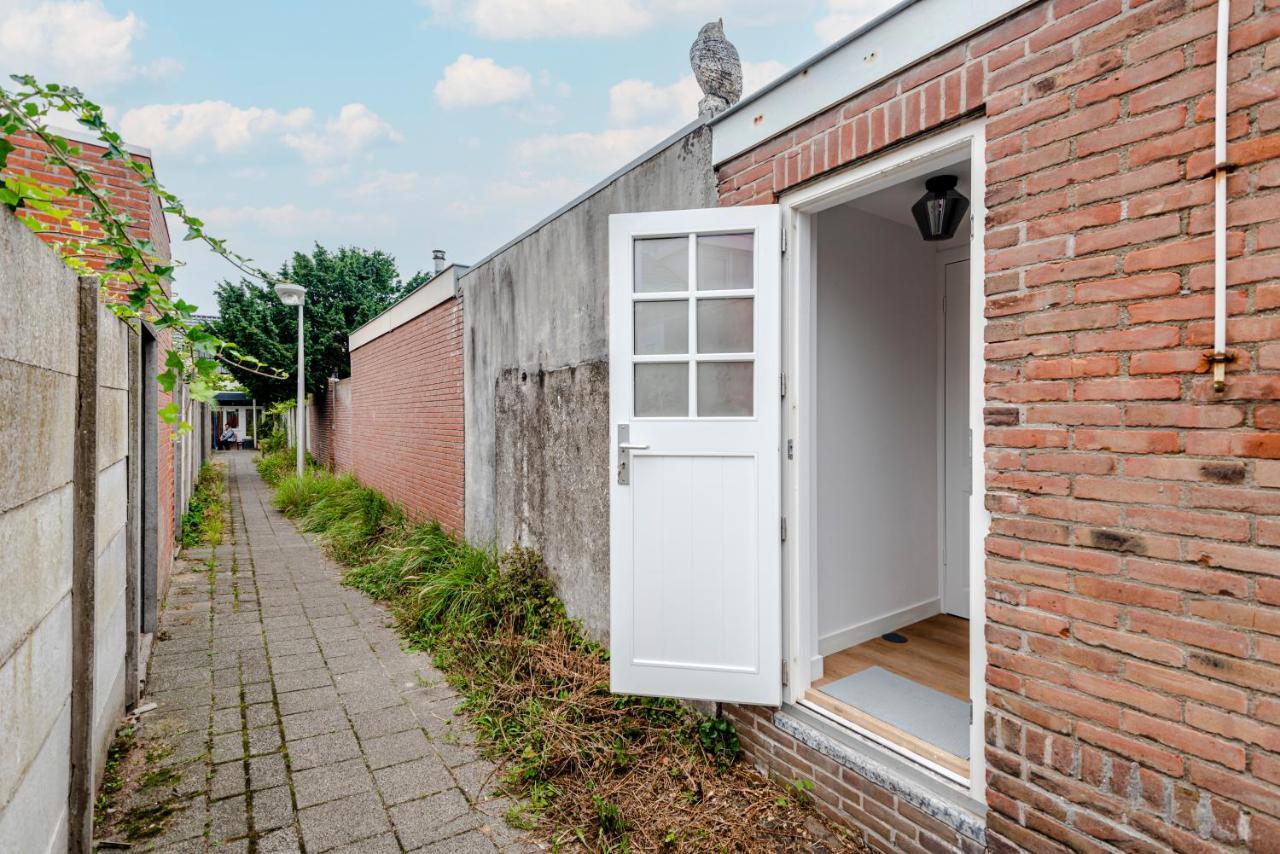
[698,362,753,416]
[697,233,753,290]
[635,237,688,293]
[697,298,753,354]
[635,363,688,417]
[634,300,688,355]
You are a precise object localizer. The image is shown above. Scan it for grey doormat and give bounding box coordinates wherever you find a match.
[818,666,969,759]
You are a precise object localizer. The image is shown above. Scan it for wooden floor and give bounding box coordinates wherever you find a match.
[814,613,969,699]
[805,614,970,777]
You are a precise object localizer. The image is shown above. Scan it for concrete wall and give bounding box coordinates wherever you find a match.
[0,207,133,852]
[463,124,715,642]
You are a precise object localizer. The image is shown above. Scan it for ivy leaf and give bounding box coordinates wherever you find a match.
[158,401,180,422]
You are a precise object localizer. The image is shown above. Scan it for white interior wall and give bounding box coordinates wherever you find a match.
[814,205,943,654]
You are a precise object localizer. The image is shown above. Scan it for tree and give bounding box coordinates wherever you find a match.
[212,244,416,403]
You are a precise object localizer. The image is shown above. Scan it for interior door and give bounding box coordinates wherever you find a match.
[943,258,970,619]
[609,206,782,705]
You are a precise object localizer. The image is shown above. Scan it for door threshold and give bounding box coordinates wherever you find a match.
[799,692,970,787]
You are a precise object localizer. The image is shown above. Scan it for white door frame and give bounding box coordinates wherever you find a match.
[778,120,988,797]
[939,250,972,620]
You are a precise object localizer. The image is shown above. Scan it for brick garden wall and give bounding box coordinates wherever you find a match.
[3,130,178,588]
[349,296,464,533]
[307,379,354,474]
[717,0,1280,850]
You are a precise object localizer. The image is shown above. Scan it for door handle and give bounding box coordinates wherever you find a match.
[617,425,647,485]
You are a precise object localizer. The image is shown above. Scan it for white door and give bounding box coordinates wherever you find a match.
[609,206,782,705]
[943,258,970,618]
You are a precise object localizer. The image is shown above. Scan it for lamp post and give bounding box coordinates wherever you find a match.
[274,282,307,478]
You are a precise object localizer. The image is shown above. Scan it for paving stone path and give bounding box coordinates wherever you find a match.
[133,451,533,853]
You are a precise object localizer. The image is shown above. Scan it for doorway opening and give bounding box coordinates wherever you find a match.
[784,125,985,791]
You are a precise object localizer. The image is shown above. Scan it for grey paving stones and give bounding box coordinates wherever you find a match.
[364,728,433,770]
[299,791,392,852]
[127,452,530,853]
[292,757,375,808]
[288,728,362,771]
[390,789,483,849]
[374,755,455,806]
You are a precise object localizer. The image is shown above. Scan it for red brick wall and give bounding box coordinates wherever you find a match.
[349,297,464,532]
[332,378,354,475]
[718,1,1280,850]
[308,378,354,474]
[4,130,177,581]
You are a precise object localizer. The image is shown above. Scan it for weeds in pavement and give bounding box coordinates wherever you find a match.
[178,461,225,548]
[94,718,188,845]
[272,466,864,852]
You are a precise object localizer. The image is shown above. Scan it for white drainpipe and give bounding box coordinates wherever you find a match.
[1211,0,1231,391]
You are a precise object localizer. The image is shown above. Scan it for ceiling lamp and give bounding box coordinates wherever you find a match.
[911,174,969,242]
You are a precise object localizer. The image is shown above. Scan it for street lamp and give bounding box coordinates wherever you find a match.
[274,282,307,478]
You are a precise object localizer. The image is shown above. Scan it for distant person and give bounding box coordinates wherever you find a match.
[219,426,235,451]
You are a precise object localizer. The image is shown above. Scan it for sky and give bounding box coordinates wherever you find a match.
[1,0,897,315]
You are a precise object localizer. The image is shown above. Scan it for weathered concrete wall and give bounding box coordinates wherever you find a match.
[0,207,133,852]
[464,124,715,641]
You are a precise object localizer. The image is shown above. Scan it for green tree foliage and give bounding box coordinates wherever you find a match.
[212,244,417,403]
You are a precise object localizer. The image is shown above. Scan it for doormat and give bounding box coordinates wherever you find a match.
[817,666,969,759]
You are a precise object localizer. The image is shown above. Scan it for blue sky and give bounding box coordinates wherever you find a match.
[2,0,895,314]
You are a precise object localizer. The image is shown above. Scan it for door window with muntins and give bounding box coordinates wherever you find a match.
[631,232,755,418]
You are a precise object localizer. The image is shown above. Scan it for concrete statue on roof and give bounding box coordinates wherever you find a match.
[690,18,742,119]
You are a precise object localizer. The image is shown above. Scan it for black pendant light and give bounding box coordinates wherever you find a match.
[911,174,969,242]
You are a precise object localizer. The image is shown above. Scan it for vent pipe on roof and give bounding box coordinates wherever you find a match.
[433,249,447,274]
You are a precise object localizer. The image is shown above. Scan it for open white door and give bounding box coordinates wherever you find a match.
[609,206,782,705]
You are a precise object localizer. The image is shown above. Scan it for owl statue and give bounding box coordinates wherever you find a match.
[690,19,743,119]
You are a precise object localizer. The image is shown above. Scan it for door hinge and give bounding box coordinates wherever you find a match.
[781,516,788,542]
[969,701,974,725]
[782,659,790,687]
[786,439,794,460]
[781,224,788,254]
[780,371,787,399]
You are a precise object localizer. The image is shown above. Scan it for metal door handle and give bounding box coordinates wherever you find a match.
[617,425,647,485]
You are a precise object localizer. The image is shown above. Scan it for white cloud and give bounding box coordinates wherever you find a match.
[608,60,786,129]
[423,0,648,38]
[515,126,675,173]
[282,103,402,164]
[0,0,180,89]
[434,55,533,109]
[119,101,400,173]
[814,0,897,45]
[421,0,787,39]
[119,101,313,153]
[350,170,424,198]
[486,172,588,203]
[202,204,336,235]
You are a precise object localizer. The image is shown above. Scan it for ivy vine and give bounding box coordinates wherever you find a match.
[0,73,287,427]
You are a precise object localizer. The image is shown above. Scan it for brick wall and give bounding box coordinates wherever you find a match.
[332,378,354,475]
[350,296,464,532]
[718,0,1280,850]
[3,130,177,587]
[307,379,354,474]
